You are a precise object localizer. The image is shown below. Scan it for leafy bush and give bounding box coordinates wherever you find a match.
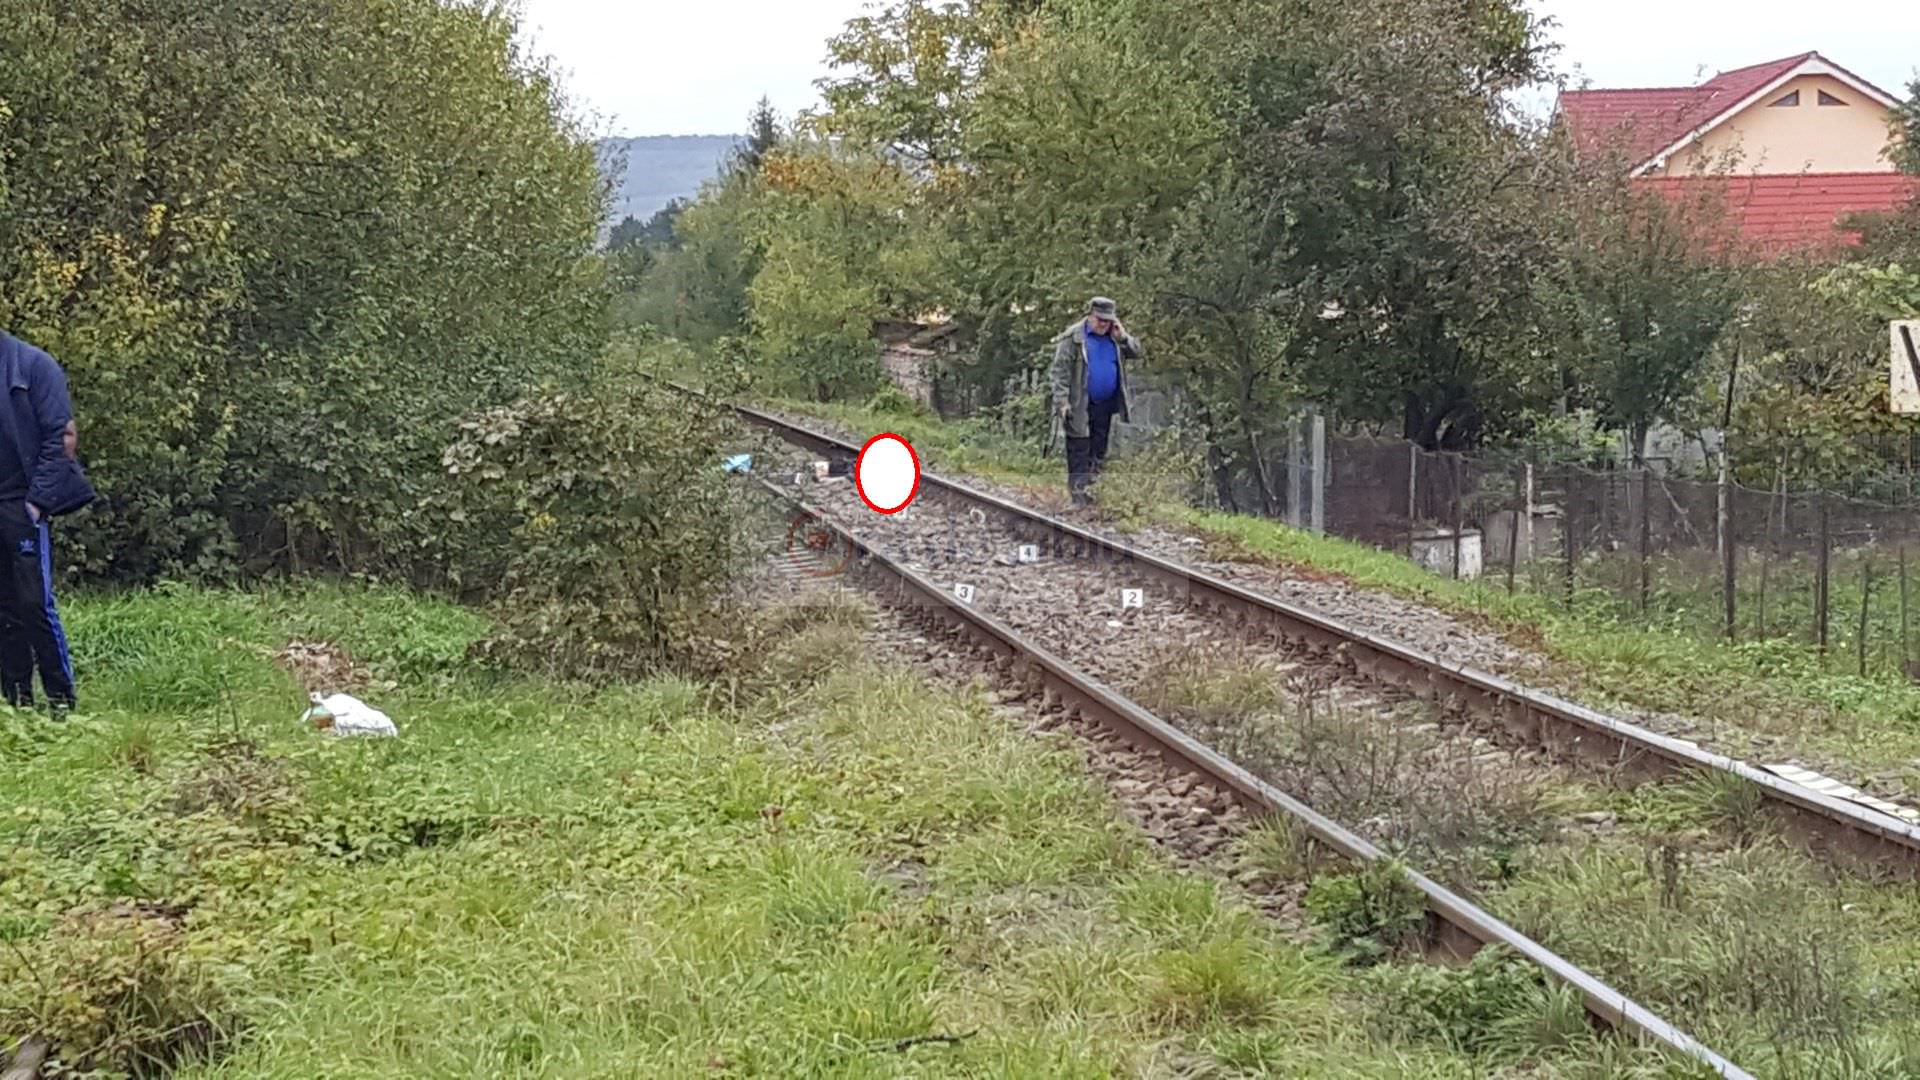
[0,0,605,585]
[864,381,927,418]
[441,374,747,680]
[1302,859,1426,963]
[0,903,236,1077]
[1092,427,1206,529]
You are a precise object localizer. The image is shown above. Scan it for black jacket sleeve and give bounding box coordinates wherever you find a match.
[26,356,93,516]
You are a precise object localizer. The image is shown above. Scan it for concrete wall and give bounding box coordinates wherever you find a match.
[1679,74,1898,175]
[878,344,936,406]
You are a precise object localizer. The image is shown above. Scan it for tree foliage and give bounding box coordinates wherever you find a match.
[618,0,1911,489]
[1540,177,1739,459]
[0,0,607,584]
[1891,78,1920,178]
[748,142,947,400]
[442,359,746,679]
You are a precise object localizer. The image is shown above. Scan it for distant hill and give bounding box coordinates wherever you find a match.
[596,135,740,225]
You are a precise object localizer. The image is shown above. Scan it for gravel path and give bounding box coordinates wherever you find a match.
[733,458,1599,894]
[733,492,1298,925]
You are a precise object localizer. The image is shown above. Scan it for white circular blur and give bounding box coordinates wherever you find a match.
[856,436,919,512]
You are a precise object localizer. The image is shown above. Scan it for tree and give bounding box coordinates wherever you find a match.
[1891,77,1920,177]
[630,185,758,343]
[1238,0,1561,449]
[1713,259,1899,490]
[815,1,1011,165]
[746,140,950,400]
[730,97,783,179]
[1141,172,1303,512]
[608,201,684,253]
[0,0,606,582]
[1540,176,1739,462]
[660,0,1580,463]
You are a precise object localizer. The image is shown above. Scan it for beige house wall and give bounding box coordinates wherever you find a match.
[1673,74,1897,174]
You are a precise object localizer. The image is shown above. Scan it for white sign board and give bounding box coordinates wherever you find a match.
[1120,588,1144,609]
[1891,321,1920,415]
[954,583,976,604]
[1017,544,1039,564]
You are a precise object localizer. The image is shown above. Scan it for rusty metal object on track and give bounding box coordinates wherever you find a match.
[708,390,1920,877]
[749,475,1750,1078]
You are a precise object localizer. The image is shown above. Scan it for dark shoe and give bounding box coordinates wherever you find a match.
[49,701,73,722]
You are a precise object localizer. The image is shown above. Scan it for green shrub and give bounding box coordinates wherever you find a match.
[0,0,604,586]
[864,381,928,418]
[1302,859,1426,963]
[1092,427,1205,530]
[441,374,746,680]
[0,903,236,1077]
[1364,945,1588,1057]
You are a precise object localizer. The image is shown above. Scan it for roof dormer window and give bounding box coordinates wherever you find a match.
[1818,89,1848,106]
[1770,90,1800,107]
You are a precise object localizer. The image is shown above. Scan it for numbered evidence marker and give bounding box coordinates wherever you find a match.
[954,582,977,604]
[1120,587,1144,609]
[1017,543,1040,564]
[854,432,922,514]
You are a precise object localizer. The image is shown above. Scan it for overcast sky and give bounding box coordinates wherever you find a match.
[518,0,1920,137]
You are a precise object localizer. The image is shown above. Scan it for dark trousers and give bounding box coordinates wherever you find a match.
[1065,394,1120,502]
[0,501,75,708]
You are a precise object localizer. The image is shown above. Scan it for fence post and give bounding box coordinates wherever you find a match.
[1288,415,1304,529]
[1638,466,1651,618]
[1506,462,1521,594]
[1563,465,1577,608]
[1311,413,1326,536]
[1407,444,1419,558]
[1817,494,1831,653]
[1451,455,1464,581]
[1720,454,1735,641]
[1524,459,1536,571]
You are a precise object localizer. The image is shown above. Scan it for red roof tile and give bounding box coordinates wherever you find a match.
[1635,172,1920,254]
[1557,52,1817,169]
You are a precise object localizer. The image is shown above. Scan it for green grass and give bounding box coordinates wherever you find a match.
[1185,511,1920,770]
[0,583,1702,1077]
[1486,837,1920,1077]
[765,396,1920,773]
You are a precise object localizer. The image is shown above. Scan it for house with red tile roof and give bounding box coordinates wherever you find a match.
[1555,52,1917,254]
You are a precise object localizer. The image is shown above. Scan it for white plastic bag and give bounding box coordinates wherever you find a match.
[301,691,398,738]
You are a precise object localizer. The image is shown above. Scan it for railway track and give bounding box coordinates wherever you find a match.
[708,390,1920,880]
[712,409,1752,1075]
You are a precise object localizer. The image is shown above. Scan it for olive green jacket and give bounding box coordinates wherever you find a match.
[1049,320,1140,439]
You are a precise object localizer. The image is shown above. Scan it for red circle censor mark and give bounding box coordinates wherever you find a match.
[854,432,921,514]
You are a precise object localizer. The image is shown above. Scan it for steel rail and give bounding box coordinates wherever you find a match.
[706,388,1920,876]
[752,475,1751,1078]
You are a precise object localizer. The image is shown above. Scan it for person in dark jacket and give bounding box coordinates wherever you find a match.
[1050,296,1141,506]
[0,331,97,714]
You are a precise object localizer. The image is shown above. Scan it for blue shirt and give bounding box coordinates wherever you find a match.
[0,331,93,516]
[1084,327,1119,404]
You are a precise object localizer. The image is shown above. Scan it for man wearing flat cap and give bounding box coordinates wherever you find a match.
[1050,296,1141,506]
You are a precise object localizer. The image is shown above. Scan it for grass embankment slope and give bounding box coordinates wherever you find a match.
[769,395,1920,775]
[0,585,1685,1078]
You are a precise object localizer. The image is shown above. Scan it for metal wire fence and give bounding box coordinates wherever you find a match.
[1214,425,1920,683]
